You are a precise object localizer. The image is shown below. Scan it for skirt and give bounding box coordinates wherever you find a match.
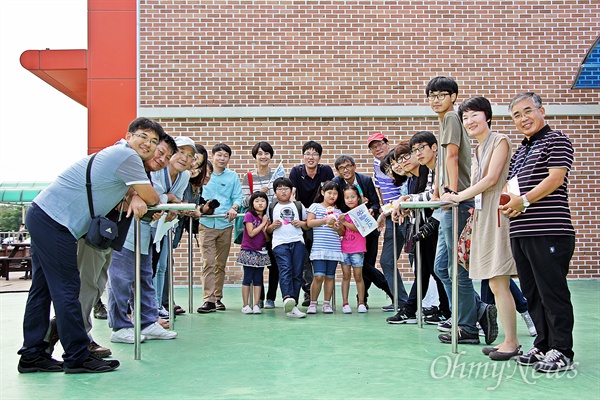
[236,248,270,267]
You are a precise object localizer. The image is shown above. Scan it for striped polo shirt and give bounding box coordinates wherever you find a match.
[507,125,575,238]
[373,158,401,204]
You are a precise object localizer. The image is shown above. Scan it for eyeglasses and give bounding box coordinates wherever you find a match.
[303,152,320,158]
[276,187,291,192]
[177,149,195,160]
[369,142,386,151]
[130,132,159,146]
[411,144,430,155]
[398,153,412,162]
[427,92,450,102]
[337,164,354,172]
[512,107,540,121]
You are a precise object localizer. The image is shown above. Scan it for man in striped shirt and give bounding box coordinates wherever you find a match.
[501,92,576,373]
[368,132,408,311]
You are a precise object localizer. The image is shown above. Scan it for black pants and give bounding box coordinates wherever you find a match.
[260,244,280,302]
[362,229,393,301]
[403,234,449,315]
[511,235,575,359]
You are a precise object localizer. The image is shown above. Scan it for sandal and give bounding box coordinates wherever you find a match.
[174,305,186,315]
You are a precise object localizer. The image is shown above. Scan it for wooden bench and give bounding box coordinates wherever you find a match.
[0,257,32,280]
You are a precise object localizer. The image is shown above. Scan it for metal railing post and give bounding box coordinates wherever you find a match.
[188,217,194,314]
[451,206,459,354]
[167,229,174,329]
[134,218,142,360]
[415,211,423,328]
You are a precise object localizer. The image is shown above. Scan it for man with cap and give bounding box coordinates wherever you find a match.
[367,132,409,312]
[197,143,243,313]
[151,136,196,320]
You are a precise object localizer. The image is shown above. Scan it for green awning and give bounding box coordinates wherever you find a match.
[0,182,52,205]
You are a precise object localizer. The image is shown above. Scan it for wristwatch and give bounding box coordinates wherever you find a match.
[521,194,530,211]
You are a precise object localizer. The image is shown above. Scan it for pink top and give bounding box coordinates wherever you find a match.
[341,214,366,254]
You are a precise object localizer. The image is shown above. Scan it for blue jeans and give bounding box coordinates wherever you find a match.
[433,203,485,335]
[18,204,91,367]
[153,236,169,308]
[379,216,408,306]
[107,247,158,331]
[312,259,338,278]
[273,241,306,303]
[480,278,529,314]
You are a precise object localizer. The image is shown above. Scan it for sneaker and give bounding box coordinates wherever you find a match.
[437,318,452,332]
[111,328,147,344]
[438,328,480,344]
[18,353,64,373]
[477,322,485,337]
[357,304,368,313]
[307,302,317,314]
[342,304,352,314]
[287,306,306,318]
[93,299,108,319]
[381,303,395,312]
[264,300,275,309]
[64,353,120,374]
[521,311,537,336]
[45,317,59,355]
[88,341,112,358]
[141,322,177,340]
[425,311,450,325]
[422,305,439,316]
[533,349,575,373]
[386,308,417,324]
[242,305,253,314]
[302,291,311,307]
[158,305,170,320]
[215,300,226,311]
[197,301,216,313]
[283,297,296,313]
[253,305,262,314]
[258,300,264,309]
[479,304,499,345]
[322,302,334,314]
[515,347,546,366]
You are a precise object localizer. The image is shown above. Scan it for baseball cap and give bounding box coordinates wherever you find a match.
[174,136,196,153]
[367,132,388,147]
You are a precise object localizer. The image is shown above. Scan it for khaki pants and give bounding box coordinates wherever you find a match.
[198,225,233,302]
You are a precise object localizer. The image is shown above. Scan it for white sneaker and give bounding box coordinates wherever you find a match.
[287,306,306,318]
[242,305,253,314]
[157,305,170,320]
[521,311,537,336]
[253,305,261,314]
[322,303,334,314]
[140,322,177,340]
[283,297,296,313]
[111,328,146,344]
[307,304,317,314]
[357,304,368,313]
[342,304,352,314]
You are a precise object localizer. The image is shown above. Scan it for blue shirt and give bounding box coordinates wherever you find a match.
[200,168,243,229]
[34,145,150,239]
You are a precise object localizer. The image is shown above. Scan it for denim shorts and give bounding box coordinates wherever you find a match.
[342,252,364,267]
[312,259,338,278]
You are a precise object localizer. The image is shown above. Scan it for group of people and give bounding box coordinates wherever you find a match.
[17,77,576,376]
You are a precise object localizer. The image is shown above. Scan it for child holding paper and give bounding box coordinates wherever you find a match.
[338,185,367,313]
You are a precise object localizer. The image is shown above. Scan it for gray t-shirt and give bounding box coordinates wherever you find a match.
[34,144,150,239]
[437,110,472,194]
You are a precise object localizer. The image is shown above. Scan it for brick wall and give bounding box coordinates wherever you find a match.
[139,1,600,285]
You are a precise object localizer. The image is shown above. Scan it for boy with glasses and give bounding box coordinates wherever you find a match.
[289,141,334,305]
[425,76,497,345]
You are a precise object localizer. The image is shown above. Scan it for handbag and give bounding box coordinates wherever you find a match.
[457,207,474,270]
[233,172,253,245]
[84,153,119,250]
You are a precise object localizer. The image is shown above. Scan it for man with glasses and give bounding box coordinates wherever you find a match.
[500,92,576,373]
[367,132,408,312]
[289,141,334,306]
[425,76,497,345]
[332,155,393,309]
[18,117,163,374]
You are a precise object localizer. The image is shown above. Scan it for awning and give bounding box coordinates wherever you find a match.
[0,182,51,205]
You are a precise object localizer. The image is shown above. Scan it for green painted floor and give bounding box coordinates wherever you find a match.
[1,280,599,399]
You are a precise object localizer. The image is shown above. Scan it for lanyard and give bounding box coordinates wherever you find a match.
[476,133,493,182]
[509,141,538,180]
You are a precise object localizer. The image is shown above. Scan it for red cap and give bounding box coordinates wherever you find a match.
[367,132,388,147]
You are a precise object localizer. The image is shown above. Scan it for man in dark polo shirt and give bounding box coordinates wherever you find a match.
[332,155,393,308]
[501,92,576,373]
[289,141,334,305]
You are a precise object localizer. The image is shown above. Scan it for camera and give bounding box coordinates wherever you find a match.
[412,216,439,242]
[198,197,220,215]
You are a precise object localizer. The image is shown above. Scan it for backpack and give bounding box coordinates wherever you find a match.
[268,200,304,223]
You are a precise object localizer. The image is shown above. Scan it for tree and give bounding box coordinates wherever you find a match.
[0,205,23,232]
